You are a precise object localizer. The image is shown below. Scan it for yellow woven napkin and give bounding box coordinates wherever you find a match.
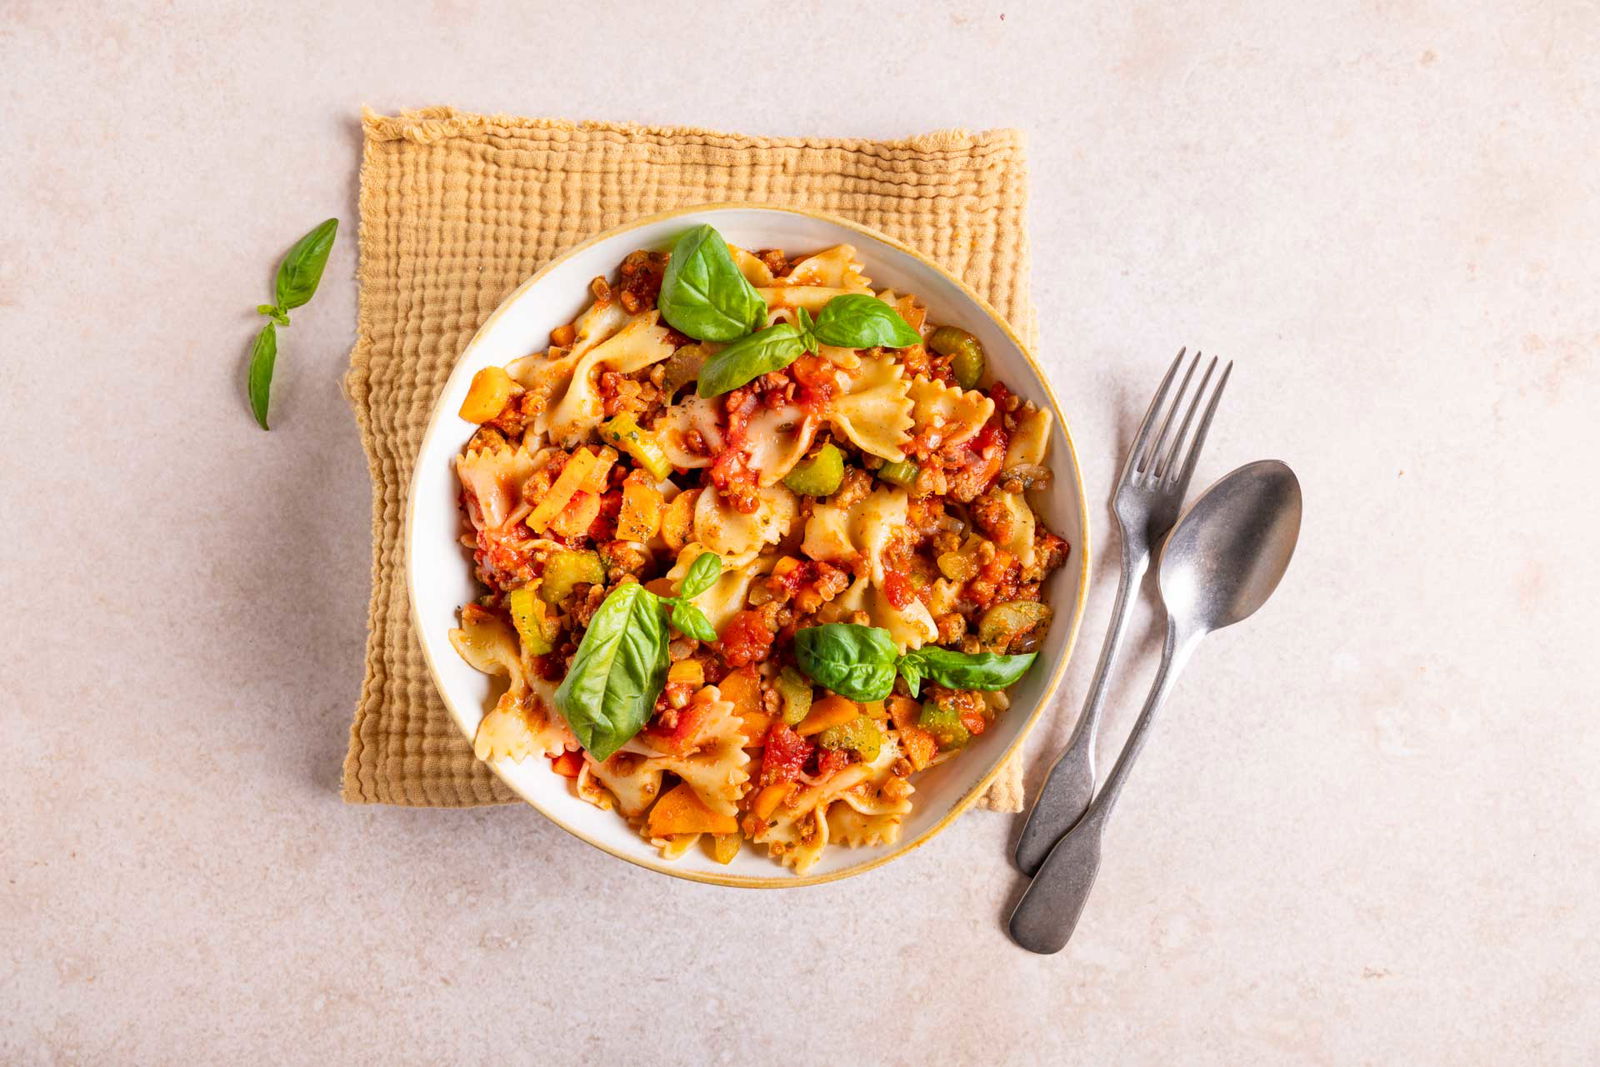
[343,106,1035,811]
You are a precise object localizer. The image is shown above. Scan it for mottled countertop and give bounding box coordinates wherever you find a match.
[5,2,1598,1063]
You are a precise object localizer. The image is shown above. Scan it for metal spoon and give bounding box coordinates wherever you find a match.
[1008,460,1303,954]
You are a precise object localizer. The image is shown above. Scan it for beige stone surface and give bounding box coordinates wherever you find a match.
[4,1,1598,1063]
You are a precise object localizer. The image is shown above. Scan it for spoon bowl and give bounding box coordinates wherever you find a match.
[1159,460,1302,635]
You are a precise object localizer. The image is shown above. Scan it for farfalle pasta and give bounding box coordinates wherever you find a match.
[449,230,1071,873]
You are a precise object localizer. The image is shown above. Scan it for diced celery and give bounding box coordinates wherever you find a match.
[817,716,884,762]
[877,460,919,489]
[918,701,971,751]
[600,413,674,481]
[977,601,1053,652]
[928,327,986,390]
[782,444,845,497]
[775,667,814,726]
[539,550,605,606]
[507,586,556,655]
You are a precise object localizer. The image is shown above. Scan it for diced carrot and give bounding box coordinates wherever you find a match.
[887,696,922,731]
[617,479,664,542]
[646,782,738,837]
[797,694,859,737]
[581,446,618,493]
[710,833,741,865]
[661,489,700,551]
[751,781,795,821]
[668,660,704,686]
[720,667,761,712]
[737,711,772,745]
[900,726,937,771]
[459,366,518,423]
[719,669,767,743]
[526,451,596,533]
[550,750,584,778]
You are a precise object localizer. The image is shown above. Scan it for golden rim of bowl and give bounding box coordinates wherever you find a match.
[403,202,1092,888]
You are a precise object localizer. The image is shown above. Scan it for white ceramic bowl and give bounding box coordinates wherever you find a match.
[407,205,1090,887]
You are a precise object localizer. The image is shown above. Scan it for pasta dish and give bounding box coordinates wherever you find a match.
[448,225,1069,872]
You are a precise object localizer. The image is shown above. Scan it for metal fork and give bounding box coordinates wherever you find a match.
[1013,349,1231,875]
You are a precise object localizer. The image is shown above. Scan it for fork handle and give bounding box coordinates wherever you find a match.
[1013,541,1149,875]
[1008,624,1199,953]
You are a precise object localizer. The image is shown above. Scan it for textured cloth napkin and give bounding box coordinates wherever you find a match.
[343,106,1035,812]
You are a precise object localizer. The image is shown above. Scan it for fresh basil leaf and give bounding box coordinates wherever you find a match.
[696,323,807,397]
[680,552,723,599]
[812,293,922,349]
[554,583,669,761]
[897,647,1037,696]
[898,657,925,698]
[794,623,899,701]
[247,322,278,430]
[658,224,767,342]
[274,218,338,311]
[795,306,818,353]
[670,602,718,643]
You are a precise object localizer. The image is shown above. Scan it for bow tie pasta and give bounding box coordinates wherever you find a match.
[448,237,1071,874]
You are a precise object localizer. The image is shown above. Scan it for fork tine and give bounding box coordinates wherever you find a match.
[1170,359,1232,487]
[1138,350,1200,473]
[1118,348,1187,481]
[1152,356,1216,479]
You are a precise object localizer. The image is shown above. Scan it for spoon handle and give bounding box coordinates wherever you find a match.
[1008,623,1199,954]
[1014,542,1149,875]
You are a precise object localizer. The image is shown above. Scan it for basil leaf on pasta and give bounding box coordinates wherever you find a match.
[554,583,670,761]
[273,217,339,312]
[812,293,922,349]
[896,647,1037,697]
[794,623,899,702]
[897,656,924,699]
[659,224,768,342]
[679,551,723,599]
[696,323,807,397]
[669,602,718,643]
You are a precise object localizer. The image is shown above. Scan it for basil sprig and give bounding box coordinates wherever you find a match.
[554,583,669,761]
[658,224,767,342]
[697,308,819,397]
[664,552,722,642]
[793,622,1038,701]
[811,293,922,349]
[552,554,724,759]
[247,217,339,429]
[695,294,928,398]
[270,218,339,317]
[896,646,1037,698]
[794,623,901,702]
[246,324,278,432]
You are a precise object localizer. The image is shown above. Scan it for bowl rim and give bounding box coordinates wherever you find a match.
[403,202,1092,887]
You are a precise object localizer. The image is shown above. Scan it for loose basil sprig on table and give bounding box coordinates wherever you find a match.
[655,223,924,397]
[793,622,1037,702]
[247,217,339,429]
[553,554,723,760]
